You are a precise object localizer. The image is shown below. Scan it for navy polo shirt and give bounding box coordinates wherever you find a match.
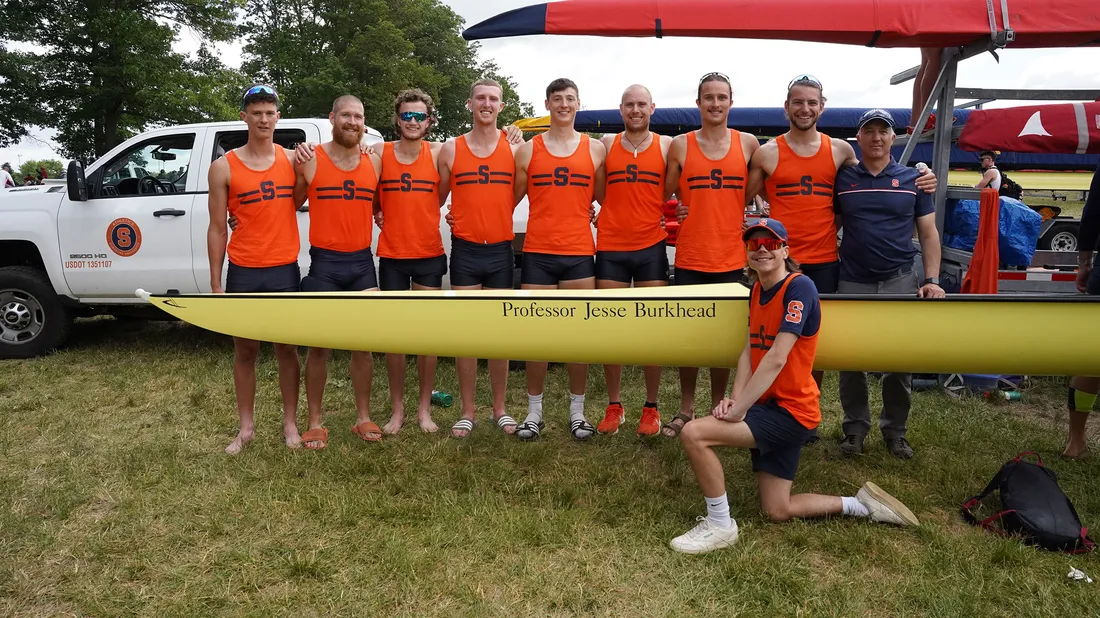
[835,157,934,283]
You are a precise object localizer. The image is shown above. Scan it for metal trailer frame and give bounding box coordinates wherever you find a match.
[891,35,1100,294]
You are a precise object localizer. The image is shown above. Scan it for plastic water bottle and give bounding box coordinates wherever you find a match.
[431,390,453,407]
[983,390,1022,402]
[916,162,929,174]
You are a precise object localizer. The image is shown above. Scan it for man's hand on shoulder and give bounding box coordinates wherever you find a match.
[295,142,316,165]
[503,125,524,144]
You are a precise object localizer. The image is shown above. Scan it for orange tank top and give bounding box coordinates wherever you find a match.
[749,274,821,429]
[764,134,838,264]
[675,130,748,272]
[524,133,596,256]
[377,141,444,259]
[306,145,378,253]
[450,134,515,244]
[226,148,299,268]
[598,133,668,252]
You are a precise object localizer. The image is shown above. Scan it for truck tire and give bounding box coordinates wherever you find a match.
[1038,221,1079,252]
[0,266,74,359]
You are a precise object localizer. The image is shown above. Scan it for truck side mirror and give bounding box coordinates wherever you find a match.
[66,160,88,202]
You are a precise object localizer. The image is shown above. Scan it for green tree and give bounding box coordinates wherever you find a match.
[3,0,246,162]
[19,159,64,180]
[240,0,533,141]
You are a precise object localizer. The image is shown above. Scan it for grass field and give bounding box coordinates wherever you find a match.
[3,317,1099,617]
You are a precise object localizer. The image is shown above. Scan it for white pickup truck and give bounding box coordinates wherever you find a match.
[0,118,518,359]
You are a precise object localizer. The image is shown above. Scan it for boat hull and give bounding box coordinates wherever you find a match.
[138,285,1100,375]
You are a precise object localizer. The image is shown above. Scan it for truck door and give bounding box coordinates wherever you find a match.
[56,131,201,298]
[192,127,314,291]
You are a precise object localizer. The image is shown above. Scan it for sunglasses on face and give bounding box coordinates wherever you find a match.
[747,237,786,252]
[787,74,822,90]
[399,111,429,122]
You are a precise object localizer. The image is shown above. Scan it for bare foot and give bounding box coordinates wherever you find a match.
[419,414,439,433]
[284,423,302,449]
[1063,443,1089,459]
[225,429,254,455]
[383,413,405,435]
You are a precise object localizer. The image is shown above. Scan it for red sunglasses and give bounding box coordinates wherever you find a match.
[747,237,785,252]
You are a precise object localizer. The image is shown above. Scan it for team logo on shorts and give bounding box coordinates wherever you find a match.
[891,179,900,187]
[106,218,142,257]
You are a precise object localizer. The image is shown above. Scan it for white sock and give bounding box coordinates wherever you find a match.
[705,494,733,528]
[569,392,586,422]
[842,496,869,518]
[526,393,543,425]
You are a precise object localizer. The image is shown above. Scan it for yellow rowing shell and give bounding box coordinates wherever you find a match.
[136,285,1100,376]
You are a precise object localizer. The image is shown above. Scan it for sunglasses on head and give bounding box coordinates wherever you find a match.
[747,237,785,252]
[399,111,429,122]
[787,74,822,90]
[699,71,730,84]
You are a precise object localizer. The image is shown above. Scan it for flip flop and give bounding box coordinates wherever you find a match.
[495,414,518,433]
[302,427,328,450]
[351,421,383,442]
[451,418,475,438]
[661,412,694,437]
[515,420,544,442]
[570,418,596,441]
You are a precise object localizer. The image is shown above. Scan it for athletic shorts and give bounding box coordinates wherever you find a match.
[742,400,817,481]
[800,261,840,294]
[673,266,746,286]
[521,252,595,285]
[301,246,378,292]
[450,236,514,289]
[226,261,300,293]
[378,254,447,291]
[596,240,670,283]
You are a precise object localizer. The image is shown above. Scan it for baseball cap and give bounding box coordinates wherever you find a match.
[742,218,789,242]
[857,108,896,131]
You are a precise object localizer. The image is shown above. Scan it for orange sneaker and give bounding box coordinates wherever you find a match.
[597,403,625,435]
[638,405,661,437]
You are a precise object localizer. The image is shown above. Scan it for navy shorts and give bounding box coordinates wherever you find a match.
[596,240,669,283]
[226,261,300,293]
[673,266,746,286]
[378,255,447,291]
[301,246,378,292]
[521,252,595,285]
[800,261,840,294]
[743,401,817,481]
[450,236,515,289]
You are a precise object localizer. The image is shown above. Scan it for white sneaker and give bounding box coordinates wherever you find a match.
[857,481,920,526]
[669,516,739,554]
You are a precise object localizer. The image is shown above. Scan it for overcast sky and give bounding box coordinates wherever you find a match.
[5,0,1098,167]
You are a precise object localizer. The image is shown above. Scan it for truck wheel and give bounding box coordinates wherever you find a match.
[1039,222,1078,252]
[0,266,74,359]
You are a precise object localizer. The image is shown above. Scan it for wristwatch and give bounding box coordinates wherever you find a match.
[923,277,940,286]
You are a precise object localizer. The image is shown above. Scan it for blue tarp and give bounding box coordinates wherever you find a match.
[944,197,1043,266]
[567,107,1099,171]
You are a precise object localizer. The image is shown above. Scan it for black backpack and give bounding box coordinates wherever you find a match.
[961,452,1095,553]
[997,168,1024,200]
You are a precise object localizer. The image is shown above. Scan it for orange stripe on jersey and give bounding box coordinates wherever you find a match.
[674,130,747,272]
[597,133,667,252]
[450,134,515,244]
[764,134,838,264]
[306,145,378,253]
[377,141,444,259]
[226,148,299,267]
[524,133,596,256]
[749,274,821,429]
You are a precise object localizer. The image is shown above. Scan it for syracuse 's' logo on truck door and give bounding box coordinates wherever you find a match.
[107,218,142,257]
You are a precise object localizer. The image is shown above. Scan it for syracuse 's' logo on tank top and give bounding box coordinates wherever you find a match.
[313,181,375,202]
[531,167,590,187]
[686,169,744,191]
[772,175,833,197]
[380,174,437,193]
[607,164,660,186]
[237,181,293,204]
[455,165,513,186]
[750,325,777,352]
